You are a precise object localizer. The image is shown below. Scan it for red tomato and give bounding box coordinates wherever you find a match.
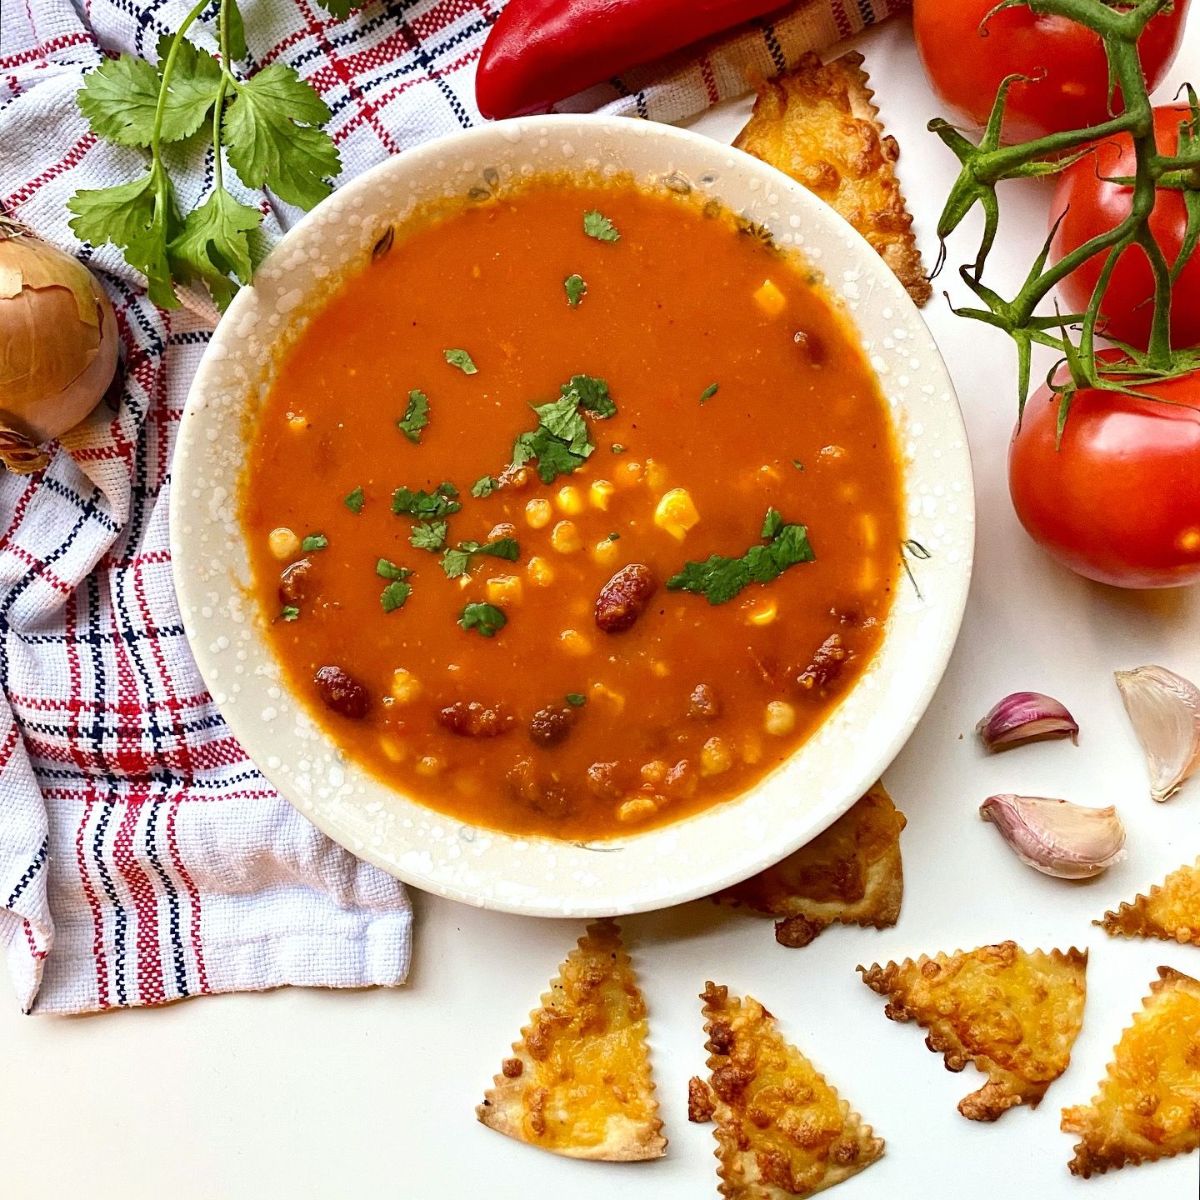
[1009,364,1200,588]
[1050,106,1200,351]
[912,0,1189,144]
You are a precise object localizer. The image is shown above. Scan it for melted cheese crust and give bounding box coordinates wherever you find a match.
[1099,856,1200,946]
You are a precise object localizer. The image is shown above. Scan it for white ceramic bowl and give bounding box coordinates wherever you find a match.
[171,114,973,917]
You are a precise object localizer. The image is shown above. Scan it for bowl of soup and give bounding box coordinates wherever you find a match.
[171,115,973,916]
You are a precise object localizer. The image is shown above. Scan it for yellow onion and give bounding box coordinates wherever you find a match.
[0,218,118,473]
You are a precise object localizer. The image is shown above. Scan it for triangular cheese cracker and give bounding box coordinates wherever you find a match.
[476,920,666,1161]
[1096,856,1200,946]
[1062,966,1200,1177]
[734,53,932,306]
[858,942,1087,1121]
[718,782,905,947]
[701,981,883,1197]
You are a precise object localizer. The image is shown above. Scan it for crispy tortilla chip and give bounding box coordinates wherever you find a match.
[689,1074,717,1124]
[718,781,905,948]
[476,920,666,1161]
[701,981,884,1197]
[734,52,932,306]
[1096,856,1200,947]
[1062,966,1200,1177]
[858,942,1087,1121]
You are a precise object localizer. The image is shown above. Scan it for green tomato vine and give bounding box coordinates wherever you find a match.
[931,0,1200,424]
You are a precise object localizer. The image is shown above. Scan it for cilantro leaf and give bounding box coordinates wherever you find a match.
[459,602,507,638]
[440,537,520,580]
[583,210,620,242]
[301,533,328,552]
[223,64,340,210]
[565,692,587,707]
[280,605,300,622]
[226,0,248,61]
[410,520,448,552]
[397,388,429,443]
[376,559,411,580]
[444,348,478,375]
[68,172,179,310]
[167,187,261,310]
[391,483,461,519]
[344,486,364,513]
[77,39,222,148]
[509,377,617,485]
[471,475,497,498]
[380,580,412,612]
[562,374,615,419]
[700,382,719,403]
[667,511,814,605]
[315,0,361,15]
[564,274,587,307]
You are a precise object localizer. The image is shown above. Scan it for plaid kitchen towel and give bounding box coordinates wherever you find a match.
[0,0,905,1015]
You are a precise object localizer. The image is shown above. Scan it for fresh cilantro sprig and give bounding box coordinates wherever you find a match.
[511,374,616,484]
[459,602,507,638]
[68,0,342,311]
[397,389,430,443]
[441,537,520,580]
[391,482,461,520]
[376,559,412,613]
[564,274,587,306]
[583,210,620,242]
[667,509,815,605]
[444,348,478,375]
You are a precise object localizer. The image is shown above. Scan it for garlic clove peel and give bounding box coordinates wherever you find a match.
[1114,665,1200,803]
[979,794,1125,880]
[976,691,1078,753]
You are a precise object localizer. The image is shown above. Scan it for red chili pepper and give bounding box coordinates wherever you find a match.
[475,0,788,120]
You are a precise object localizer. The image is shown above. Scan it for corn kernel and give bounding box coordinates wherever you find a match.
[285,411,309,432]
[525,498,553,529]
[765,701,796,737]
[654,488,700,541]
[488,521,517,542]
[507,466,533,491]
[641,760,668,785]
[742,736,763,766]
[486,575,523,607]
[415,755,442,777]
[617,796,659,824]
[591,537,620,567]
[591,682,625,713]
[550,520,582,554]
[555,485,584,516]
[378,735,407,763]
[389,669,422,704]
[700,737,733,777]
[589,480,615,510]
[650,660,670,678]
[615,460,644,488]
[526,555,555,587]
[753,278,787,317]
[559,628,592,656]
[744,598,778,627]
[645,458,668,490]
[268,526,300,560]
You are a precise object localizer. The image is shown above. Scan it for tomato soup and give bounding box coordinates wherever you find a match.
[241,178,904,839]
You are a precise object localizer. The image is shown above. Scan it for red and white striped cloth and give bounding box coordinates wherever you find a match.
[0,0,906,1015]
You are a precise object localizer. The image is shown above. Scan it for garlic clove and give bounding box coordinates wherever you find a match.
[979,794,1125,880]
[1114,665,1200,803]
[976,691,1079,753]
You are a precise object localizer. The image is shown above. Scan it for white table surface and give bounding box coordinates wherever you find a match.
[4,16,1200,1200]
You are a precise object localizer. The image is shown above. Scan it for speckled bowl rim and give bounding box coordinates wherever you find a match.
[171,114,974,917]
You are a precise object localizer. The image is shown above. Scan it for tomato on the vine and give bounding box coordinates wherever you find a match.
[1009,362,1200,588]
[912,0,1190,144]
[1050,106,1200,352]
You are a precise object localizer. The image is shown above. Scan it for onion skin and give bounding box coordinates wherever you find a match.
[0,222,118,469]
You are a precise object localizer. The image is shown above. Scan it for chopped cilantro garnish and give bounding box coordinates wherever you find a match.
[280,605,300,622]
[792,459,805,471]
[391,482,460,519]
[410,520,448,552]
[376,559,412,580]
[441,536,520,580]
[471,475,497,499]
[397,388,429,443]
[380,580,412,612]
[700,382,719,403]
[444,348,477,375]
[564,273,587,307]
[583,210,620,242]
[667,509,814,605]
[459,602,506,638]
[301,533,328,552]
[343,486,364,514]
[565,692,587,707]
[510,375,616,485]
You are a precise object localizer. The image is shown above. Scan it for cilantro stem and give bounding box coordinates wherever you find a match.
[212,0,231,192]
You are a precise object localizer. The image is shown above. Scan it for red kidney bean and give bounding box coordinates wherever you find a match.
[594,563,658,634]
[795,633,849,694]
[585,761,622,799]
[529,704,575,747]
[687,683,720,721]
[437,701,513,738]
[278,557,313,606]
[313,665,369,719]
